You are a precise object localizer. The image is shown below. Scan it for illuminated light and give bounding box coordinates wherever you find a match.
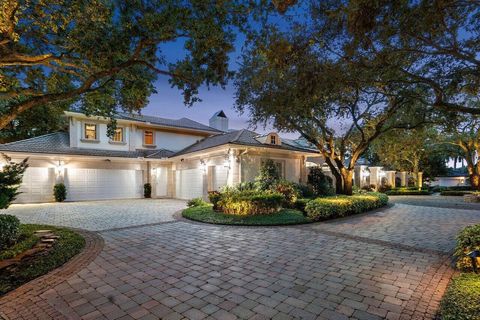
[56,160,65,175]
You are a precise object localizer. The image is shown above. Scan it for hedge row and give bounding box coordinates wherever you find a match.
[385,189,431,195]
[218,190,284,215]
[440,190,475,196]
[305,192,388,221]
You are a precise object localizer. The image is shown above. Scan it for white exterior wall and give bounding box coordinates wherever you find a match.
[430,176,469,187]
[72,118,131,151]
[132,127,204,151]
[240,153,301,183]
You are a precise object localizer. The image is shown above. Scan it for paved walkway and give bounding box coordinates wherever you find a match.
[1,197,479,320]
[3,199,186,231]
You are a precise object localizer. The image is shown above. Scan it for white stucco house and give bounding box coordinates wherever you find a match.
[0,110,318,203]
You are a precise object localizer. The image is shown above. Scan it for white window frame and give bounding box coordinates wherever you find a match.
[110,127,125,144]
[83,123,98,141]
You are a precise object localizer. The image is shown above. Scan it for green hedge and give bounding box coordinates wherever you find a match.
[218,190,284,215]
[294,198,312,214]
[0,215,20,250]
[305,193,388,221]
[385,189,431,195]
[432,185,473,193]
[454,224,480,271]
[440,190,475,196]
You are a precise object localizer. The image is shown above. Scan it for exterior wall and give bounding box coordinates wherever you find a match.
[240,152,301,183]
[72,118,131,151]
[430,176,470,187]
[133,128,204,151]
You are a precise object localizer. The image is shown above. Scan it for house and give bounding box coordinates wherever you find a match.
[0,110,318,203]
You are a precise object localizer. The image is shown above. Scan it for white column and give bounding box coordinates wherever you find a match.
[386,171,396,187]
[400,171,407,187]
[369,166,382,188]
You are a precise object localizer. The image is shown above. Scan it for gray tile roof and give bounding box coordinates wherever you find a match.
[116,112,221,133]
[173,129,318,156]
[0,132,174,159]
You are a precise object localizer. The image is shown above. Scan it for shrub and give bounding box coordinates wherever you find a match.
[272,180,299,208]
[454,224,480,271]
[235,181,256,191]
[0,214,20,250]
[255,159,281,190]
[378,183,392,193]
[440,190,474,196]
[219,190,284,215]
[143,183,152,198]
[305,192,388,221]
[361,184,377,192]
[294,183,315,198]
[385,189,431,195]
[0,154,29,209]
[53,183,67,202]
[307,167,334,196]
[208,191,222,210]
[294,198,311,214]
[187,197,209,208]
[438,273,480,320]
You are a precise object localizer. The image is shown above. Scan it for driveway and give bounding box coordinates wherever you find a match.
[3,199,187,231]
[1,197,479,320]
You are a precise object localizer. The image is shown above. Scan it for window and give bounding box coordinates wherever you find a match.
[144,130,154,145]
[112,128,124,142]
[84,124,97,140]
[270,135,276,145]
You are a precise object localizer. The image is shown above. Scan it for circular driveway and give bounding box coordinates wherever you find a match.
[3,199,187,231]
[1,197,479,320]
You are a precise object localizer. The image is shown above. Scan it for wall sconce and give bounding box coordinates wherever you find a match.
[200,160,207,173]
[56,160,64,175]
[224,150,232,169]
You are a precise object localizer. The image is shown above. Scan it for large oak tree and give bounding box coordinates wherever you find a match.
[0,0,250,131]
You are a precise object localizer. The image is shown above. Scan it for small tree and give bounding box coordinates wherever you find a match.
[0,154,28,209]
[256,160,280,190]
[307,167,334,196]
[53,183,67,202]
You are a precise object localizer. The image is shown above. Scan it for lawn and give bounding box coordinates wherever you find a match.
[0,224,85,295]
[183,206,310,226]
[438,272,480,320]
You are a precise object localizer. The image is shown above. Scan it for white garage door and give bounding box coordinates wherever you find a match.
[175,169,204,200]
[65,168,143,201]
[213,166,229,191]
[15,167,55,203]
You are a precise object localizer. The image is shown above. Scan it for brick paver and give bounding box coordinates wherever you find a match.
[3,199,186,231]
[1,198,478,319]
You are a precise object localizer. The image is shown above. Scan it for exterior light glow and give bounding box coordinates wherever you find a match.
[56,160,64,174]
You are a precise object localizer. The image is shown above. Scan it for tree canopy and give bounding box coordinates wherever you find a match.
[0,0,250,131]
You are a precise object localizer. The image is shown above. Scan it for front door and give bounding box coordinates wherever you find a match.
[156,167,168,197]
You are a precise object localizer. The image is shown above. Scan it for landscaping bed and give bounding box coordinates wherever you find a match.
[385,188,431,195]
[440,190,475,196]
[183,206,310,225]
[0,222,85,295]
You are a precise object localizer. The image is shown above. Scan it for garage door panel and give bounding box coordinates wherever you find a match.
[14,167,55,203]
[213,166,229,191]
[176,169,204,200]
[65,168,143,201]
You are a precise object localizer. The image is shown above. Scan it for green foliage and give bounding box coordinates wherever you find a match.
[1,0,251,130]
[0,224,85,295]
[438,273,480,320]
[143,183,152,198]
[294,198,311,214]
[305,193,389,221]
[182,206,309,226]
[271,180,299,208]
[53,183,67,202]
[0,154,29,209]
[218,189,284,215]
[207,191,222,211]
[187,197,209,208]
[307,168,334,196]
[432,186,473,193]
[454,224,480,271]
[441,191,475,196]
[0,215,20,250]
[294,183,315,198]
[255,159,281,190]
[378,184,392,193]
[385,189,432,196]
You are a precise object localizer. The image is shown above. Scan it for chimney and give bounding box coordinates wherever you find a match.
[209,110,228,132]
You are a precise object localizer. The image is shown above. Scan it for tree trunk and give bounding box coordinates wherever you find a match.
[470,173,480,191]
[340,170,354,195]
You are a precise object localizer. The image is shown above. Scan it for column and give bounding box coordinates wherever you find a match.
[369,167,382,188]
[386,171,396,187]
[400,171,407,187]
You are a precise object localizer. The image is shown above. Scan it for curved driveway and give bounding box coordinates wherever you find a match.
[1,197,479,320]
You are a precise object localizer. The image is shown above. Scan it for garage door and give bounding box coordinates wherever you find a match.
[213,166,229,191]
[15,167,56,203]
[65,168,143,201]
[175,169,204,199]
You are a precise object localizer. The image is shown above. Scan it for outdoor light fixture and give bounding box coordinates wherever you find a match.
[467,250,479,273]
[224,149,232,169]
[56,160,64,174]
[200,160,207,172]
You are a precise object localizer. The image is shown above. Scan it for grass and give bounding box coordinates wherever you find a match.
[438,272,480,320]
[0,224,85,295]
[183,205,311,226]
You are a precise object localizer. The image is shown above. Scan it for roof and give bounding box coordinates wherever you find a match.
[173,129,318,157]
[0,132,174,159]
[113,112,221,133]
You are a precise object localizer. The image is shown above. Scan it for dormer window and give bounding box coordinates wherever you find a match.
[270,135,276,145]
[84,124,97,140]
[112,128,124,142]
[144,130,154,145]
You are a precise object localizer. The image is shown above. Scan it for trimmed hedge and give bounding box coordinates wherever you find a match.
[0,215,20,250]
[219,190,284,215]
[385,189,431,195]
[294,198,312,214]
[440,190,474,196]
[305,193,388,221]
[454,224,480,271]
[432,185,473,193]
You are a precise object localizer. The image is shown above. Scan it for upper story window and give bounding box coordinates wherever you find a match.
[144,130,154,145]
[112,128,124,142]
[84,124,97,140]
[270,135,276,145]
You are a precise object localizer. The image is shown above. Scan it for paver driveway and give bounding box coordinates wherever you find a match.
[3,199,186,231]
[1,197,479,320]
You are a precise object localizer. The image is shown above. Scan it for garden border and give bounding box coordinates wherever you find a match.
[0,229,104,320]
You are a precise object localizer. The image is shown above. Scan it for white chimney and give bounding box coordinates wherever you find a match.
[209,110,228,132]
